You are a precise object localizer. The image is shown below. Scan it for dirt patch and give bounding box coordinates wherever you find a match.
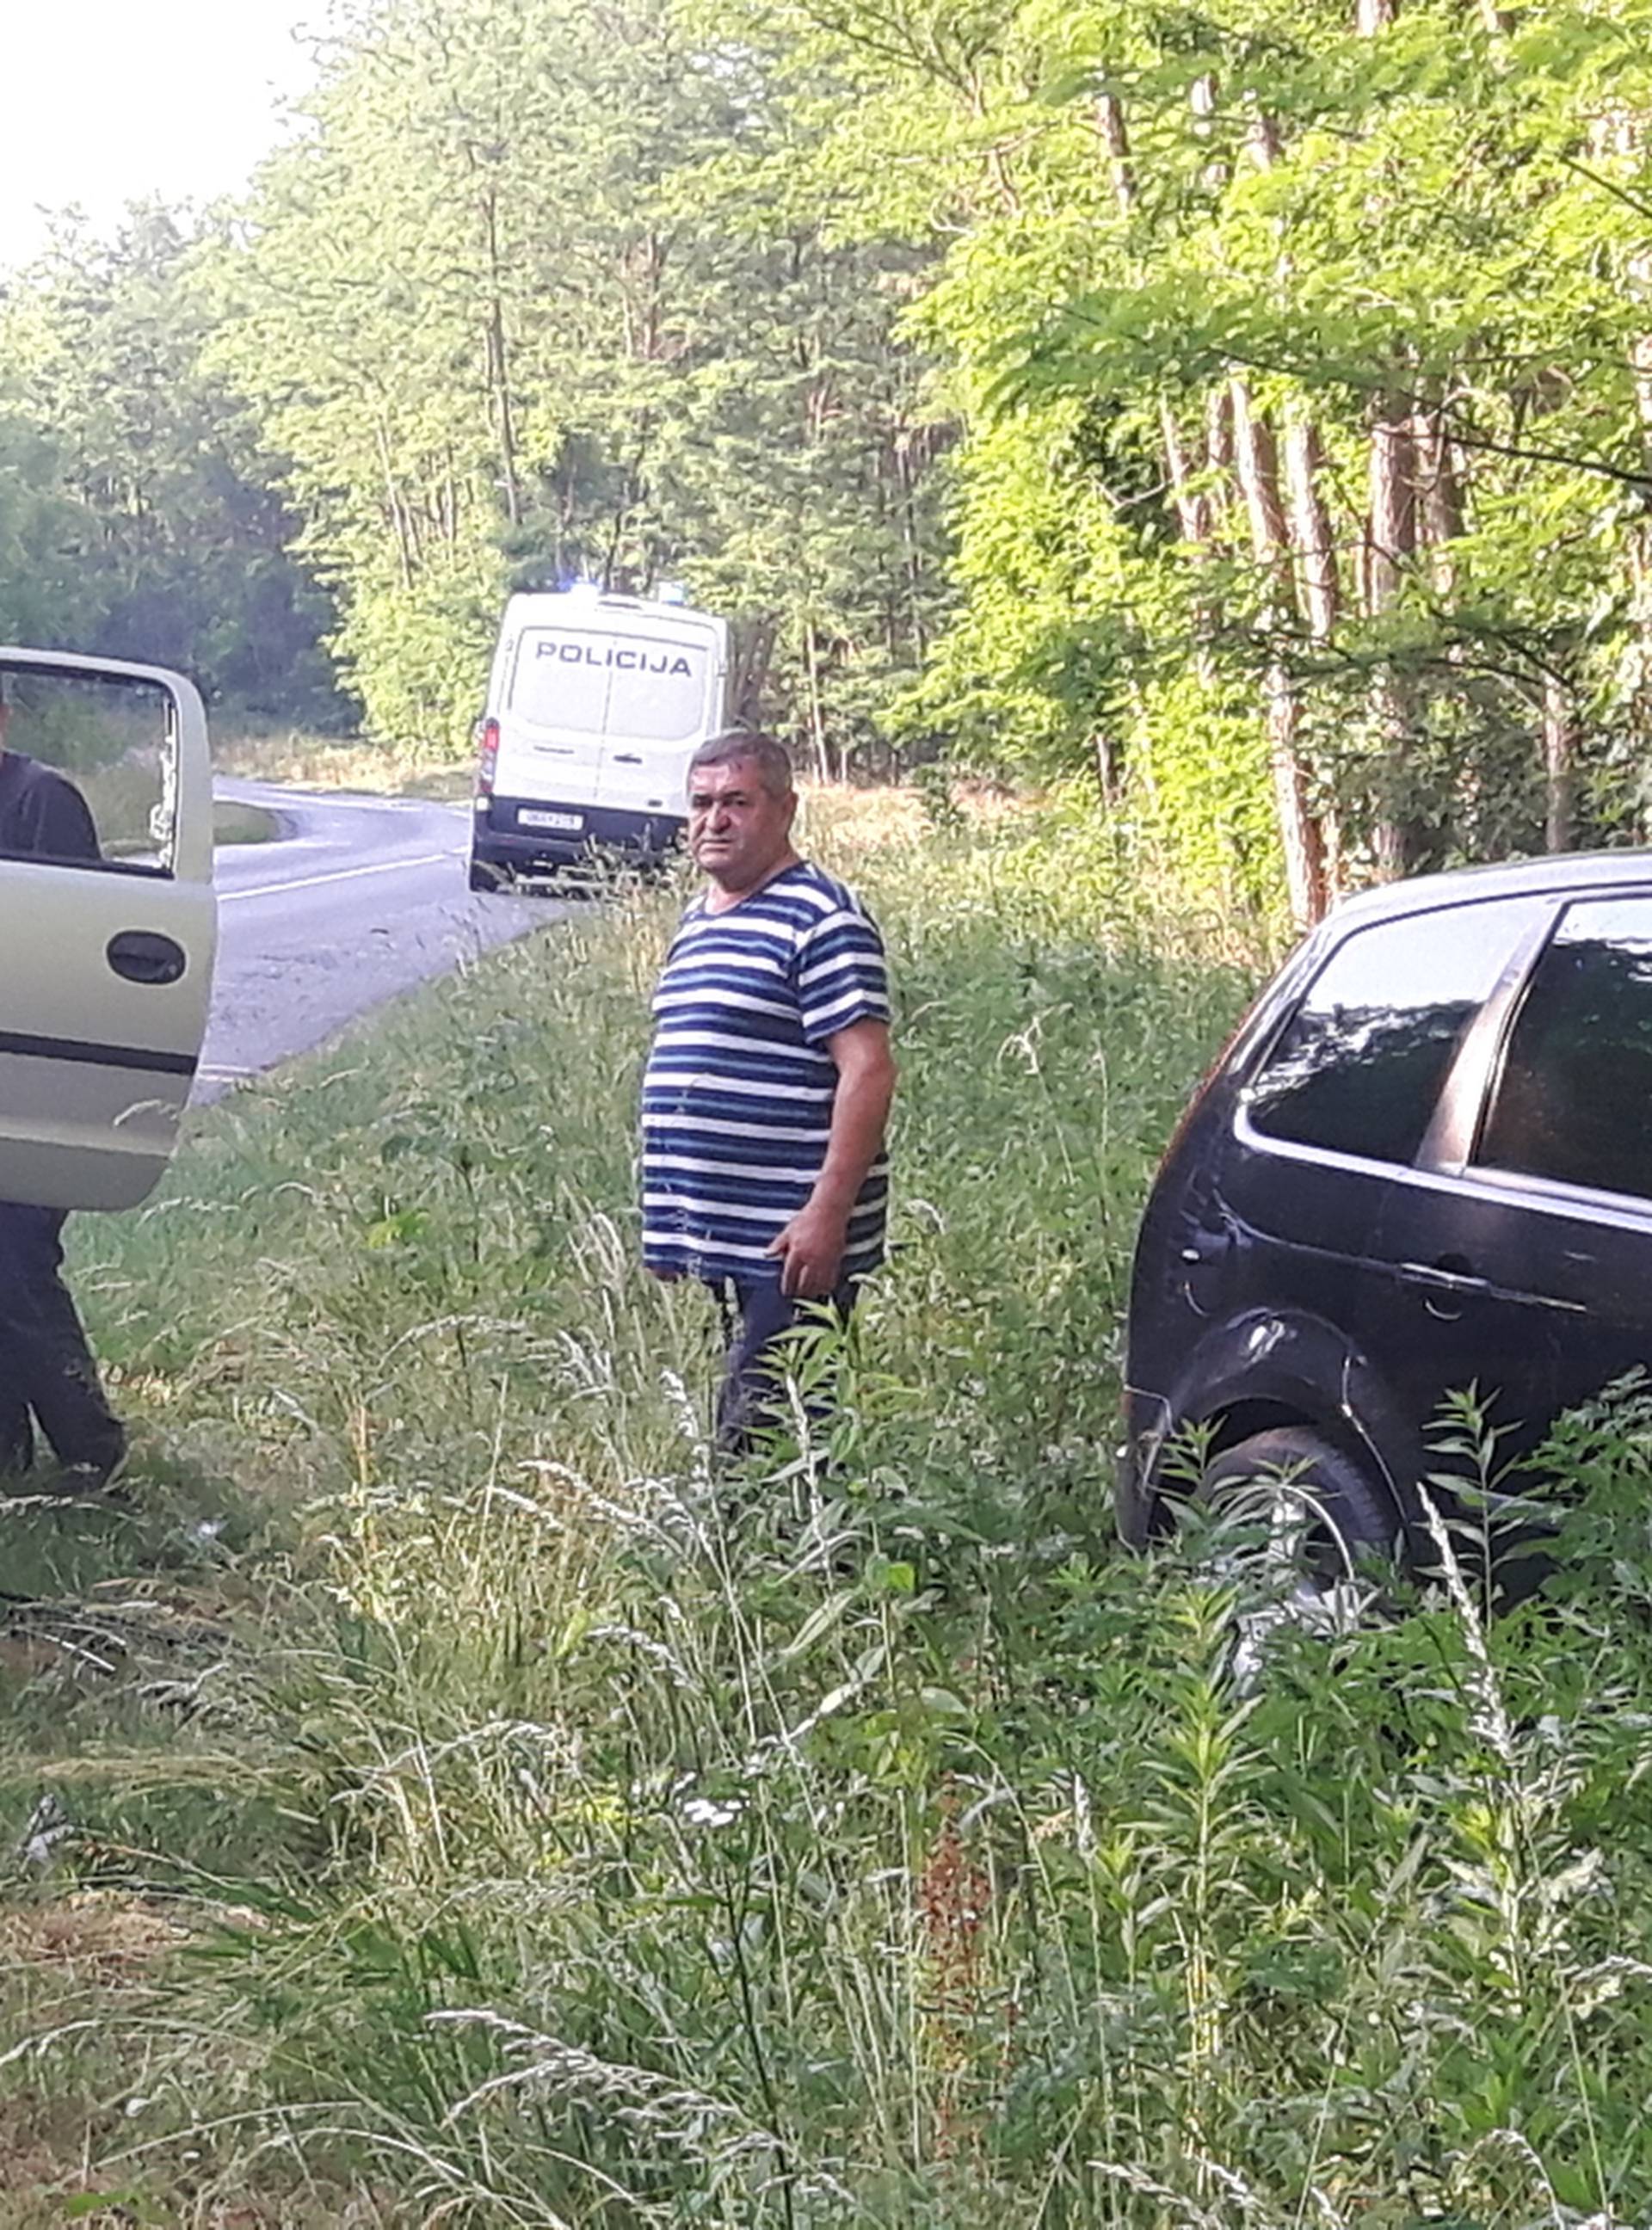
[0,1893,185,1990]
[0,2089,388,2229]
[0,2099,68,2212]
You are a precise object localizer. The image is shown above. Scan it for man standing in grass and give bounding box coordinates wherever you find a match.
[0,679,128,1493]
[641,730,897,1452]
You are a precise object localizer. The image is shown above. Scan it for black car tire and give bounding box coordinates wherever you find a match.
[469,858,507,893]
[1197,1426,1401,1582]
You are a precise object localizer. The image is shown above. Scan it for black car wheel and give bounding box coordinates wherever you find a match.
[469,858,509,893]
[1192,1426,1402,1674]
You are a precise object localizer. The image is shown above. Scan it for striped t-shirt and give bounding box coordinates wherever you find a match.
[640,861,891,1285]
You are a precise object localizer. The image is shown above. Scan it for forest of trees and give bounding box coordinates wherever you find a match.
[3,0,1652,920]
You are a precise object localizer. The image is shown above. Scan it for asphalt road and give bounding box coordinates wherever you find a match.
[198,779,562,1097]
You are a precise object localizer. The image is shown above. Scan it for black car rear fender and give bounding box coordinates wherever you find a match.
[1148,1307,1423,1539]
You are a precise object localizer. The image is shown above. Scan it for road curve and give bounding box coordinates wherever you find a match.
[198,779,562,1099]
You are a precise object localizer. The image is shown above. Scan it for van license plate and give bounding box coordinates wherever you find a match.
[520,809,583,832]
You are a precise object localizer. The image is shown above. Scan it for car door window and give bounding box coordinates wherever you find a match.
[1477,896,1652,1202]
[1247,896,1548,1165]
[0,670,179,877]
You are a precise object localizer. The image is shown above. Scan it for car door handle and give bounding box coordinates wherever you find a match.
[611,752,643,764]
[1180,1220,1241,1266]
[107,929,188,986]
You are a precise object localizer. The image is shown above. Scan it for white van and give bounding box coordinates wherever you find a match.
[470,587,730,889]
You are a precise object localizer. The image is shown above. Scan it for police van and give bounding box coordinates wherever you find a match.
[469,587,730,890]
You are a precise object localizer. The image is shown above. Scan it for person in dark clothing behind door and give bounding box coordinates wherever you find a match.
[640,730,897,1454]
[0,678,128,1490]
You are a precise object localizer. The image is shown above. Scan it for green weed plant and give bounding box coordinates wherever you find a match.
[0,822,1646,2227]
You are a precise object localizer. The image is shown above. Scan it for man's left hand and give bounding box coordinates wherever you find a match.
[767,1200,849,1298]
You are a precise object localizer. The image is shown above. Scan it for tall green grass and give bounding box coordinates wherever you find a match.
[3,813,1650,2227]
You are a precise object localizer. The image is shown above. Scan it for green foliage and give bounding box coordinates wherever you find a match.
[11,0,1647,900]
[9,0,1652,874]
[0,208,343,724]
[776,0,1652,892]
[2,822,1649,2220]
[200,0,947,761]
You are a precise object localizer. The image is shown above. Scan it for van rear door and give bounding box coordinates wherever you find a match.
[495,611,725,820]
[594,614,725,816]
[494,627,608,811]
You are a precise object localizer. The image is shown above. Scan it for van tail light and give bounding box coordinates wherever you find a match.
[475,717,500,797]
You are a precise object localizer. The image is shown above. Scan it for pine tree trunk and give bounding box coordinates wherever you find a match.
[1354,0,1425,878]
[1412,397,1463,588]
[478,182,521,529]
[1228,108,1331,917]
[1283,408,1340,639]
[1099,90,1224,700]
[1231,375,1328,925]
[1367,389,1421,878]
[728,617,777,730]
[1095,92,1135,217]
[1543,670,1578,852]
[376,417,416,592]
[895,423,927,659]
[1628,250,1652,767]
[1412,391,1484,844]
[1094,93,1214,564]
[1240,113,1344,901]
[1159,406,1210,550]
[803,619,830,782]
[1281,404,1347,894]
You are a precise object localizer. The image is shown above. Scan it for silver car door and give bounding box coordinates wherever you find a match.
[0,649,217,1210]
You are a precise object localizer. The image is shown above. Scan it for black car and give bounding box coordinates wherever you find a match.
[1119,850,1652,1575]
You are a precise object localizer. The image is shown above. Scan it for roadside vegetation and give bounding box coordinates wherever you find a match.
[9,0,1652,927]
[213,728,476,804]
[3,0,1651,2218]
[0,810,1648,2226]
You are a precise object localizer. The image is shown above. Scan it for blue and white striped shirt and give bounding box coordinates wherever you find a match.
[640,861,891,1285]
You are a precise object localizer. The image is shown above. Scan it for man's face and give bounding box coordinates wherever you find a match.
[687,757,796,890]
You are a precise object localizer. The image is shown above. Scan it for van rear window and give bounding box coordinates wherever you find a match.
[509,630,708,742]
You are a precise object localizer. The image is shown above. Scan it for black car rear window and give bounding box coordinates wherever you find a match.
[1247,896,1547,1166]
[1478,895,1652,1201]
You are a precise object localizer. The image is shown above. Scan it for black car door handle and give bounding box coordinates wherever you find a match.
[107,929,188,986]
[1180,1229,1233,1265]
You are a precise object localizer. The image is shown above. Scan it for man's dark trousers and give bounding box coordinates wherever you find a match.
[0,1203,126,1479]
[713,1277,859,1456]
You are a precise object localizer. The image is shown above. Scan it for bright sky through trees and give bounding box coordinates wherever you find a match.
[0,0,317,269]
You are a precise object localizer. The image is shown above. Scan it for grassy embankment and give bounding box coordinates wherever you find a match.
[3,798,1652,2226]
[215,728,473,804]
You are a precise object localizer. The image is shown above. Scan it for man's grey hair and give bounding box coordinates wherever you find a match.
[688,729,794,798]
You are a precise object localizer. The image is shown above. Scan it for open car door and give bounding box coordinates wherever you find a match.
[0,648,216,1210]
